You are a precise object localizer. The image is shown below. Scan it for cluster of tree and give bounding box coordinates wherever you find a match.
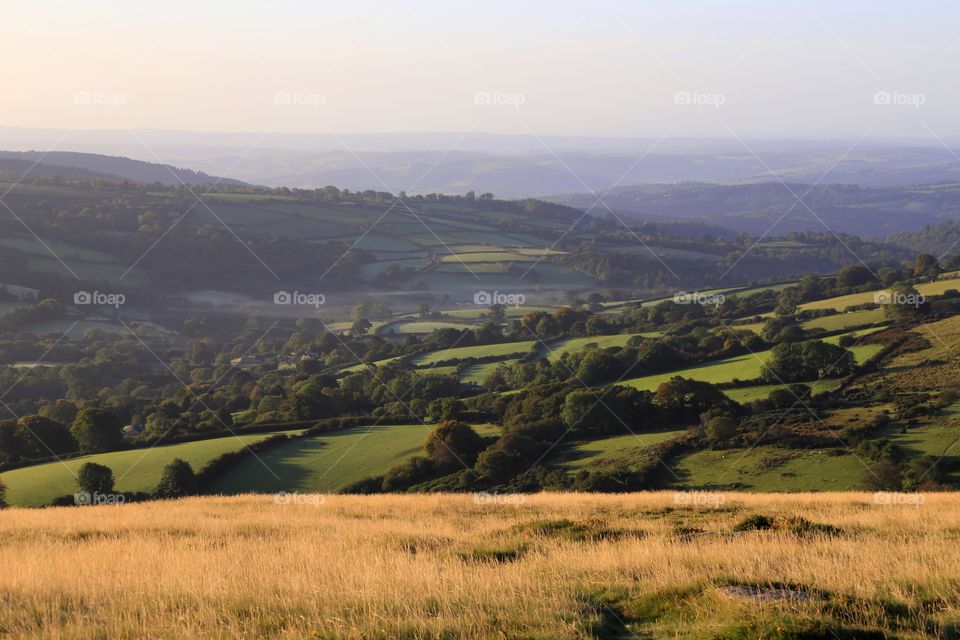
[0,408,123,467]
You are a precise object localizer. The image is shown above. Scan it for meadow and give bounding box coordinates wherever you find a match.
[207,423,500,495]
[0,431,292,507]
[619,329,885,395]
[0,492,956,638]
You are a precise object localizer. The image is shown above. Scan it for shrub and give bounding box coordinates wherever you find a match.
[733,514,774,531]
[424,420,486,470]
[77,462,115,496]
[704,416,738,449]
[154,459,198,499]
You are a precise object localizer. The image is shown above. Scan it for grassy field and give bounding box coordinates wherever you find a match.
[543,332,662,362]
[0,431,291,507]
[800,277,960,312]
[207,424,500,495]
[0,493,956,638]
[619,332,885,394]
[672,446,866,491]
[413,341,537,366]
[801,308,887,332]
[559,429,687,469]
[722,380,839,403]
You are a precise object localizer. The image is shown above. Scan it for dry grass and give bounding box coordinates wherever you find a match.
[1,493,959,638]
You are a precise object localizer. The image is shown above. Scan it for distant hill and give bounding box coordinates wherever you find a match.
[549,182,960,238]
[888,220,960,256]
[0,151,247,187]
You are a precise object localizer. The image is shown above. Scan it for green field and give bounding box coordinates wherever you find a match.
[412,340,537,366]
[800,277,960,312]
[619,332,885,394]
[672,445,865,491]
[722,380,838,403]
[801,308,887,332]
[461,359,517,385]
[544,332,663,361]
[0,431,292,507]
[559,429,688,470]
[380,320,474,334]
[206,423,500,494]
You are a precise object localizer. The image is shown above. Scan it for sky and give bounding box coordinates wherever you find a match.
[2,0,959,140]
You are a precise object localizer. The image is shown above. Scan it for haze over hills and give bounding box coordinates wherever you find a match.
[549,182,960,238]
[5,128,960,197]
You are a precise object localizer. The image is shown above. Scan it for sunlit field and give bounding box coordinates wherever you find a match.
[1,492,957,639]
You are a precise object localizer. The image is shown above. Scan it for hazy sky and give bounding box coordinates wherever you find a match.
[3,0,959,139]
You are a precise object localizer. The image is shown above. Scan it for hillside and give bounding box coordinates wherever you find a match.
[0,176,910,315]
[0,150,247,186]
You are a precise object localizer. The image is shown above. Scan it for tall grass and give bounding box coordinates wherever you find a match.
[0,492,957,638]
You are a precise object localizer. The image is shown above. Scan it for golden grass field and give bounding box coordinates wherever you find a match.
[1,492,959,639]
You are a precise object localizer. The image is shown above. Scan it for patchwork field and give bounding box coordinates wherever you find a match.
[619,329,885,396]
[1,493,957,638]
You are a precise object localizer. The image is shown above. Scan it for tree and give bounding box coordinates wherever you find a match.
[836,265,876,289]
[0,477,6,509]
[350,318,372,337]
[882,283,927,324]
[426,397,464,422]
[424,420,485,470]
[913,253,940,280]
[154,459,197,498]
[860,459,902,491]
[0,419,24,465]
[704,416,738,449]
[16,416,77,460]
[77,462,115,496]
[39,400,78,427]
[475,447,525,482]
[71,408,124,453]
[761,340,855,383]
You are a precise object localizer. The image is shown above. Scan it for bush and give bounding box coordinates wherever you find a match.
[424,420,486,470]
[704,416,738,449]
[860,459,903,491]
[733,514,774,531]
[382,456,434,491]
[77,462,115,496]
[154,459,198,499]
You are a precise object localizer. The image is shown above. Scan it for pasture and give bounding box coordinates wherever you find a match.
[0,431,292,507]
